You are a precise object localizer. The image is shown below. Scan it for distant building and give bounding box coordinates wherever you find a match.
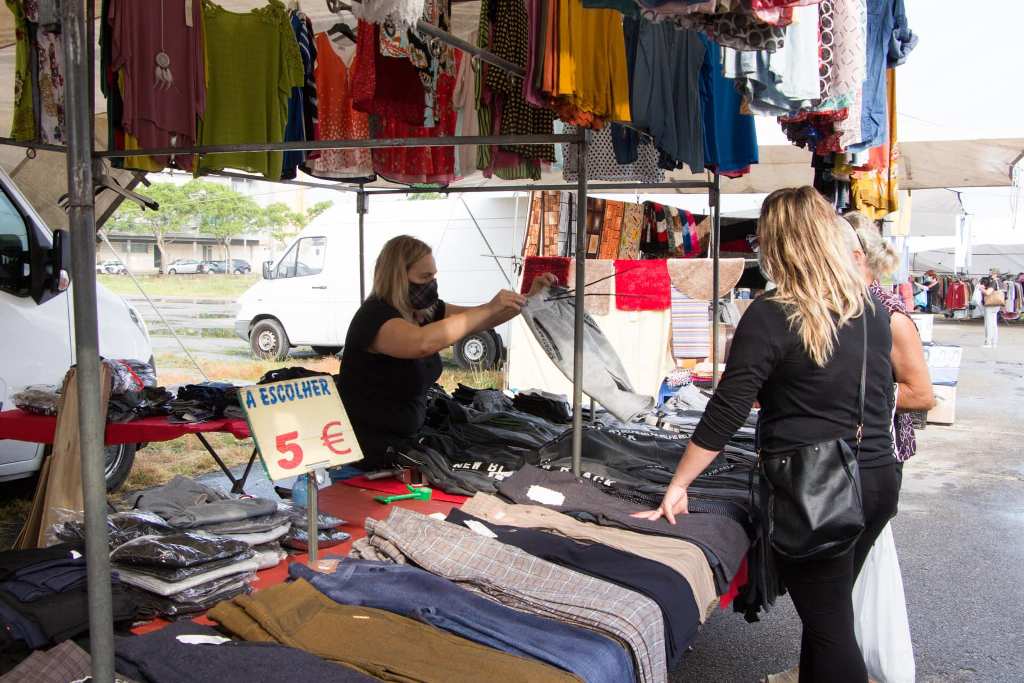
[98,230,265,273]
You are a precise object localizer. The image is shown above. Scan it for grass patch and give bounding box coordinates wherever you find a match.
[154,353,339,384]
[99,273,259,299]
[123,435,258,493]
[149,327,238,339]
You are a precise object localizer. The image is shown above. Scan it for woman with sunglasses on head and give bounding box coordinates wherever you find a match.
[636,187,898,683]
[843,211,934,469]
[337,235,556,471]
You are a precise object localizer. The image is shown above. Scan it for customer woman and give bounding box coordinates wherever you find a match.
[980,276,1002,348]
[844,211,935,463]
[337,235,555,471]
[636,187,898,683]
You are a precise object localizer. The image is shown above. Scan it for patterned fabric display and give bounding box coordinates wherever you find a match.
[618,203,645,259]
[671,288,710,359]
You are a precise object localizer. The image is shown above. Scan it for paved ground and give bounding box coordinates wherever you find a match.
[674,319,1024,682]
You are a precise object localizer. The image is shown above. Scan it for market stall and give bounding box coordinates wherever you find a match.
[1,0,1012,680]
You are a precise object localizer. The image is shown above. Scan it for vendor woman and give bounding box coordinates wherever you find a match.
[338,235,556,470]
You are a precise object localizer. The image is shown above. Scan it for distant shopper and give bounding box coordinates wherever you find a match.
[980,277,1003,348]
[844,211,935,463]
[638,188,898,683]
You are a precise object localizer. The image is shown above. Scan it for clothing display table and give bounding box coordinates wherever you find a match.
[0,410,256,494]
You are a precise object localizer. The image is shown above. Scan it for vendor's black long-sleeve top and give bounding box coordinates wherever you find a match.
[692,295,895,467]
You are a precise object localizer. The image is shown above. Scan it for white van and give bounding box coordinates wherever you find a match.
[234,193,526,368]
[0,168,153,490]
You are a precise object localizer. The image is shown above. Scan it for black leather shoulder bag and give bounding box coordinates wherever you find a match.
[755,315,867,562]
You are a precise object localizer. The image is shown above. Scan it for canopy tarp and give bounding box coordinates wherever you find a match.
[1,2,1021,224]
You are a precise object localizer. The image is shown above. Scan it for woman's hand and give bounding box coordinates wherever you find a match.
[488,289,528,315]
[631,483,689,525]
[527,272,559,297]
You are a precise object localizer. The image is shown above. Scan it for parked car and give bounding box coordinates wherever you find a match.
[234,195,514,367]
[203,259,251,275]
[167,258,207,275]
[96,259,126,275]
[0,168,153,490]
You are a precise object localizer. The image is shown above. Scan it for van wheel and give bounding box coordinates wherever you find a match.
[454,331,499,370]
[311,346,342,357]
[250,318,290,360]
[104,443,135,491]
[168,268,177,275]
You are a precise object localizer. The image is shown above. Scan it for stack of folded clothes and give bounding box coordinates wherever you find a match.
[111,533,259,620]
[277,502,350,551]
[168,381,244,423]
[0,544,140,672]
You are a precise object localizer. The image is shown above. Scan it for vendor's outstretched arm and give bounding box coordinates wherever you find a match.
[371,293,525,359]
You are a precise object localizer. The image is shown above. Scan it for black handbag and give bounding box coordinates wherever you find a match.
[755,316,867,562]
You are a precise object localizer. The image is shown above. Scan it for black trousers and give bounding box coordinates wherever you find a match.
[777,463,901,683]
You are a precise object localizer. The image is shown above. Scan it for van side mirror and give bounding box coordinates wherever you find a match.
[262,260,274,280]
[27,226,69,304]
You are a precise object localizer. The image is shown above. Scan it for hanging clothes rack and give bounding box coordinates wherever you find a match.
[0,2,724,677]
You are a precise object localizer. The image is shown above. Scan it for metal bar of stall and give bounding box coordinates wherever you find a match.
[571,129,588,477]
[357,187,368,302]
[711,173,722,390]
[364,181,713,196]
[0,136,69,153]
[65,0,115,679]
[94,134,580,159]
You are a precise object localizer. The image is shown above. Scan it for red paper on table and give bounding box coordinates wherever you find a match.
[521,256,571,295]
[340,475,469,505]
[614,259,670,311]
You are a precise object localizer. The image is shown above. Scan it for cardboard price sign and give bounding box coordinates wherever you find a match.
[238,377,362,481]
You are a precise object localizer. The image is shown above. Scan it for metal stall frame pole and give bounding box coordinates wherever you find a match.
[306,473,319,565]
[357,186,368,302]
[571,129,588,477]
[711,172,722,390]
[66,0,115,679]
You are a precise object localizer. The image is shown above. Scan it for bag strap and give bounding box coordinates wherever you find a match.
[856,312,867,447]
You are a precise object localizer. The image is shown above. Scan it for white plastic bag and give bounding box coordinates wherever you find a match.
[852,523,916,683]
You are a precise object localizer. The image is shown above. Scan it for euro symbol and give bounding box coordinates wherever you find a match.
[321,420,352,455]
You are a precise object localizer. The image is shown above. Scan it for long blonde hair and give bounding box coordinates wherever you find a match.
[371,236,433,321]
[759,187,870,367]
[842,210,900,278]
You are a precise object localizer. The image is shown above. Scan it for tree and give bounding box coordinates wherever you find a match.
[187,180,264,274]
[106,183,194,275]
[263,200,333,247]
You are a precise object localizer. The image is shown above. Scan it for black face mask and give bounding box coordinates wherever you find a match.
[409,279,439,310]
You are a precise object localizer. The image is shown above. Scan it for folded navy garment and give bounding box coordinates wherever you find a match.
[1,560,87,602]
[115,621,376,683]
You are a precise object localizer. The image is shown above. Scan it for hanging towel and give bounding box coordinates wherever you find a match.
[521,256,572,295]
[671,289,711,360]
[568,259,614,316]
[667,258,746,301]
[615,260,670,311]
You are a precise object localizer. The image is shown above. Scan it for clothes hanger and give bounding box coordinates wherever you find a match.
[327,20,358,43]
[59,175,160,213]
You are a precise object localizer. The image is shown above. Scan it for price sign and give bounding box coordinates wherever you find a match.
[238,376,363,482]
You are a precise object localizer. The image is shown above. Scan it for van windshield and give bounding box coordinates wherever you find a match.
[276,236,327,279]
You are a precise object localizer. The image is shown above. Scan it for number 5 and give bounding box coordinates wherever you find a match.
[276,431,303,470]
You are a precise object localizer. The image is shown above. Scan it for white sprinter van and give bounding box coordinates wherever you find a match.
[235,193,526,368]
[0,168,153,490]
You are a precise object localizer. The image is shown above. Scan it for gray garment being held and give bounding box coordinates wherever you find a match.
[130,475,277,528]
[498,465,749,593]
[351,506,668,683]
[521,286,654,422]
